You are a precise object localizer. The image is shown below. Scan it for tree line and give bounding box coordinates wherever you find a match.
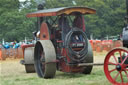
[0,0,126,42]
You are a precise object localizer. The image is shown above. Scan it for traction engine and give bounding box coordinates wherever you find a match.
[20,2,128,85]
[21,5,95,78]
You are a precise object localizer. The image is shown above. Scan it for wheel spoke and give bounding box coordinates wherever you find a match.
[124,71,128,79]
[112,54,118,64]
[108,62,117,65]
[119,72,124,83]
[121,55,128,65]
[124,68,128,71]
[119,51,123,63]
[109,69,117,73]
[124,64,128,67]
[114,72,120,81]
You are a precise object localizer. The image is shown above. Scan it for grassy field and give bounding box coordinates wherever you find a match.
[0,51,112,85]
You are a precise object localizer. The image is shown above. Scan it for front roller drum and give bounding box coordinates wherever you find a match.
[24,47,35,73]
[34,40,56,78]
[104,47,128,85]
[25,64,35,73]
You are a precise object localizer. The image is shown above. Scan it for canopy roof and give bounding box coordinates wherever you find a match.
[27,7,96,17]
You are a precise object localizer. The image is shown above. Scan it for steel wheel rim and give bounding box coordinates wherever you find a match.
[104,47,128,85]
[39,46,45,76]
[34,40,56,78]
[36,45,45,77]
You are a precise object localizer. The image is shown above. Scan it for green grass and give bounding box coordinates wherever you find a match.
[0,59,111,85]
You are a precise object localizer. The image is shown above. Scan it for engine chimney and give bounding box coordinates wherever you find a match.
[37,3,44,31]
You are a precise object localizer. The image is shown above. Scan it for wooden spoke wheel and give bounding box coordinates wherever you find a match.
[104,47,128,85]
[34,40,56,78]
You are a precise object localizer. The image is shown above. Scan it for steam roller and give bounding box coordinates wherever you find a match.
[20,2,128,85]
[22,6,96,78]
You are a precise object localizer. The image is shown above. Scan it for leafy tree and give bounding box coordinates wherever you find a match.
[0,0,126,42]
[0,0,36,42]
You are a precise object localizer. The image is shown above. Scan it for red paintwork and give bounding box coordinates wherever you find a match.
[21,44,34,58]
[104,48,128,85]
[57,40,64,43]
[58,48,83,73]
[73,16,86,32]
[40,23,50,40]
[82,16,86,31]
[0,48,2,60]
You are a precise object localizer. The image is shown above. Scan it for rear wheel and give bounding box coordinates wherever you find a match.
[82,41,93,74]
[24,47,35,73]
[82,66,92,74]
[65,28,93,74]
[34,40,56,78]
